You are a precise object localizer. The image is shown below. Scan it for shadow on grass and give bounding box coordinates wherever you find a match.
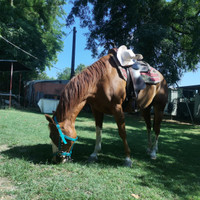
[1,135,125,166]
[75,113,200,198]
[2,125,200,198]
[1,111,200,198]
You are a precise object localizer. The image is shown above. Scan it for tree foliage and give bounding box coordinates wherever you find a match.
[75,63,87,75]
[0,0,66,80]
[57,67,71,80]
[57,63,87,80]
[66,0,200,84]
[36,71,55,80]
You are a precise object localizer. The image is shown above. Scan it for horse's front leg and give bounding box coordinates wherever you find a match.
[88,126,102,162]
[88,109,103,163]
[113,104,132,167]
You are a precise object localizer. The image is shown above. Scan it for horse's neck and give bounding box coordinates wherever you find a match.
[57,97,86,123]
[56,61,105,122]
[69,100,86,120]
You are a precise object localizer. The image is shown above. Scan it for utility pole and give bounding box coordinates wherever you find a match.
[9,62,13,108]
[70,27,77,79]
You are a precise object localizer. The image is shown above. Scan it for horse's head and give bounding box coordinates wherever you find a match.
[45,114,78,163]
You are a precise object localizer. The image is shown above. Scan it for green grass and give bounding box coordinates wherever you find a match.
[0,108,200,199]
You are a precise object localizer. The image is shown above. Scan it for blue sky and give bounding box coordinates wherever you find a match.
[46,4,199,87]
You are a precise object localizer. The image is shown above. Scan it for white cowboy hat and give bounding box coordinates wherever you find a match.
[117,45,136,66]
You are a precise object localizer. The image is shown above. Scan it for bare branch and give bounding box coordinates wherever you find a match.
[170,26,190,35]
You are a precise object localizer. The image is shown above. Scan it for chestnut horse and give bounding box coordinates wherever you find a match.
[45,53,168,167]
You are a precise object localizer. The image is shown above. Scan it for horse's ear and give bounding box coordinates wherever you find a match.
[45,114,54,124]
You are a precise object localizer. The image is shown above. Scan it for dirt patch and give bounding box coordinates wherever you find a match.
[0,177,16,199]
[0,144,10,160]
[163,119,193,125]
[0,177,16,191]
[163,115,200,126]
[163,118,200,126]
[0,144,10,152]
[0,145,17,199]
[0,195,16,200]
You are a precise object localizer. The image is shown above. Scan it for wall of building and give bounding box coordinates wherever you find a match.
[25,80,69,107]
[194,94,200,119]
[34,82,66,98]
[168,88,179,116]
[167,87,200,120]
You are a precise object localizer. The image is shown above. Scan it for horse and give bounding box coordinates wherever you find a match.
[45,50,168,167]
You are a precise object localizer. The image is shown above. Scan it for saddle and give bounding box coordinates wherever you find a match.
[108,47,160,112]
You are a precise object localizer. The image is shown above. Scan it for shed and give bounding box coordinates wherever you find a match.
[168,84,200,120]
[25,79,69,107]
[0,60,31,108]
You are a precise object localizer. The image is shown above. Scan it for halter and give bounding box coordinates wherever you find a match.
[53,116,78,157]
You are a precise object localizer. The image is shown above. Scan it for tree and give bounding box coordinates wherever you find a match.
[0,0,66,80]
[75,63,87,75]
[36,71,55,80]
[66,0,200,84]
[57,67,71,80]
[56,64,87,80]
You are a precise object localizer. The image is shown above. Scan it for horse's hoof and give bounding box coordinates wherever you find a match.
[61,158,68,164]
[124,157,132,167]
[87,156,98,163]
[150,153,157,160]
[151,156,156,160]
[61,156,73,164]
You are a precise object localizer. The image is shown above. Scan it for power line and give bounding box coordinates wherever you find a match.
[63,29,73,40]
[0,2,74,73]
[0,35,39,60]
[0,34,63,71]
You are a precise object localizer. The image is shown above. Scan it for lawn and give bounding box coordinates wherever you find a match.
[0,108,200,199]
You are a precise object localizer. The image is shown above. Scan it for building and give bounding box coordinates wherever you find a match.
[167,84,200,120]
[25,80,69,107]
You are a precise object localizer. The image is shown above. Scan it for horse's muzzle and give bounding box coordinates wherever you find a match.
[52,154,72,164]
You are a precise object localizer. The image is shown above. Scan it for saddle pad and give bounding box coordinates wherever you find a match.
[118,66,160,84]
[118,66,127,81]
[140,67,160,84]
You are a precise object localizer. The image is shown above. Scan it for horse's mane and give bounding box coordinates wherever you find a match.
[55,57,108,120]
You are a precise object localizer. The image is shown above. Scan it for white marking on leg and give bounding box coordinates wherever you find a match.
[146,128,152,154]
[90,126,102,159]
[124,156,132,167]
[51,141,58,163]
[61,156,67,164]
[150,139,158,159]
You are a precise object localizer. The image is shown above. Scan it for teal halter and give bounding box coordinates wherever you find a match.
[53,116,78,157]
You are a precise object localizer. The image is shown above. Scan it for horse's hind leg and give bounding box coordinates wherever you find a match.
[142,105,153,155]
[88,108,104,162]
[150,103,165,159]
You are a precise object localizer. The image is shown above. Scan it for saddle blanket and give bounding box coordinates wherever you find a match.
[140,67,161,84]
[118,66,160,84]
